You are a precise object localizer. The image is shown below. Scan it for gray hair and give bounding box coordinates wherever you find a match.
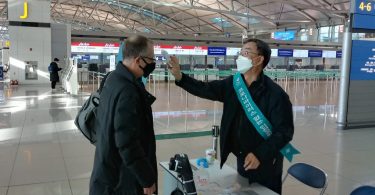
[123,35,153,60]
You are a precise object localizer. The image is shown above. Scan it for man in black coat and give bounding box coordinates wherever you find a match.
[90,35,157,195]
[49,58,62,90]
[168,39,294,194]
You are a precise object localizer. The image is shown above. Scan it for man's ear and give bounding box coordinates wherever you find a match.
[255,56,264,67]
[134,56,141,63]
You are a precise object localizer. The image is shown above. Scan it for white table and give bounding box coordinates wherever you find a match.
[159,159,279,195]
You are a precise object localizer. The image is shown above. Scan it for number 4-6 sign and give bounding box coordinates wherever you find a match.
[359,2,372,11]
[355,0,375,14]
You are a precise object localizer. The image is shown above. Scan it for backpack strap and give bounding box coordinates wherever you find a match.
[98,71,112,93]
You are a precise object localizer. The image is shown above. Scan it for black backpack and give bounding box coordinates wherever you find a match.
[48,63,53,72]
[74,72,111,145]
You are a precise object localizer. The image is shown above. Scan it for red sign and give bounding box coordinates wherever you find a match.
[154,44,208,55]
[71,42,120,47]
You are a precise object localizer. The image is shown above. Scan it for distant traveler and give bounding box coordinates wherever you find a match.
[168,38,298,194]
[49,58,62,90]
[90,35,157,195]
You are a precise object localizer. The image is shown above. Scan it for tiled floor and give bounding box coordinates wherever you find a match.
[0,79,374,195]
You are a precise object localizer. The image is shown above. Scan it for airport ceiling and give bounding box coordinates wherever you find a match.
[0,0,350,39]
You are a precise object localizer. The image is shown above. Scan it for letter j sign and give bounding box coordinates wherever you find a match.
[20,1,28,19]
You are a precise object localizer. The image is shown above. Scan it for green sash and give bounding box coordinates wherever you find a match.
[233,72,299,162]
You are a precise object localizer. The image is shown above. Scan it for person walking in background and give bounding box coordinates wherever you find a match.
[49,58,62,90]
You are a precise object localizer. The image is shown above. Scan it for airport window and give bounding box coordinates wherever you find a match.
[319,26,330,42]
[299,29,309,41]
[332,25,341,42]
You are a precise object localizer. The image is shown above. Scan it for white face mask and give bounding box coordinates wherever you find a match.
[236,55,253,73]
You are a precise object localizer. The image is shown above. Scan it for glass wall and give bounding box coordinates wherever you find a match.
[192,56,205,67]
[319,26,331,42]
[226,56,237,66]
[299,29,309,41]
[207,56,225,67]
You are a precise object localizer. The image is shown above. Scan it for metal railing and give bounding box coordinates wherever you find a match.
[76,69,340,133]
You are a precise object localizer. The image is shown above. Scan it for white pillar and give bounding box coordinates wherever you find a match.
[51,23,72,70]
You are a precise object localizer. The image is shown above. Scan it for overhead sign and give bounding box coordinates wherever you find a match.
[155,56,166,61]
[352,14,375,29]
[154,45,208,55]
[20,2,28,19]
[350,40,375,80]
[308,50,323,58]
[278,49,293,57]
[190,46,208,55]
[81,55,90,61]
[354,0,375,15]
[336,51,342,58]
[226,47,241,56]
[322,50,337,58]
[273,31,295,41]
[271,49,278,57]
[71,42,120,53]
[89,55,98,60]
[208,47,227,56]
[352,0,375,29]
[293,50,308,58]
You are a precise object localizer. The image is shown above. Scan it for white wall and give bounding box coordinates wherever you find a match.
[1,48,9,65]
[9,26,51,84]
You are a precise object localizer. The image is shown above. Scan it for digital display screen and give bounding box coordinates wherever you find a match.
[273,31,295,41]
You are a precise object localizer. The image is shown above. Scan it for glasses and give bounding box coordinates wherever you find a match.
[239,50,258,57]
[141,56,156,62]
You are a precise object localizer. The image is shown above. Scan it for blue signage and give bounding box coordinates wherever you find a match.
[277,49,293,57]
[274,31,295,41]
[155,56,166,61]
[352,14,375,30]
[336,51,342,58]
[352,0,375,29]
[82,55,90,61]
[354,0,375,15]
[308,50,323,58]
[350,40,375,80]
[208,47,227,56]
[0,65,3,81]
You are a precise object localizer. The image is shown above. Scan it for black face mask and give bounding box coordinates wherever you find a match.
[140,58,156,77]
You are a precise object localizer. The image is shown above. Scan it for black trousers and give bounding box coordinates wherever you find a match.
[237,156,282,194]
[51,81,57,89]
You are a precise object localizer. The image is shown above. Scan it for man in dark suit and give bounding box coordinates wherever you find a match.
[168,39,295,194]
[90,35,157,195]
